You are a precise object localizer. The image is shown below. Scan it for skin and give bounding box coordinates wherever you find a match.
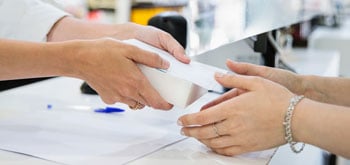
[178,60,350,159]
[225,59,350,107]
[0,16,190,110]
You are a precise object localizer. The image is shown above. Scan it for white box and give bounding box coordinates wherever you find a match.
[124,39,226,108]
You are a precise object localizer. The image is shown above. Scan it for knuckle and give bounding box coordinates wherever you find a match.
[208,139,222,148]
[260,66,269,75]
[138,76,149,86]
[181,115,192,126]
[224,148,239,156]
[162,32,172,40]
[251,76,263,83]
[225,75,237,83]
[240,63,249,71]
[120,87,132,96]
[150,53,164,67]
[184,130,192,137]
[197,128,208,138]
[100,38,116,47]
[194,114,210,125]
[101,97,115,105]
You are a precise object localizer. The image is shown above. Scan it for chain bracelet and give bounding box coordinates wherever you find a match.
[283,95,305,153]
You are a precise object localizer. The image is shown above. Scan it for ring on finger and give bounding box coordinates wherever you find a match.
[212,122,221,137]
[129,101,144,110]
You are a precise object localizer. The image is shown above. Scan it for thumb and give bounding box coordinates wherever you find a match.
[130,47,170,69]
[201,88,241,111]
[158,34,191,64]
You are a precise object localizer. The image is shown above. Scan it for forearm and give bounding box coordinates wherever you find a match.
[0,39,75,80]
[300,75,350,106]
[293,98,350,158]
[47,16,136,42]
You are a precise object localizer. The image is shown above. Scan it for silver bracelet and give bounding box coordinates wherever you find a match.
[283,95,305,153]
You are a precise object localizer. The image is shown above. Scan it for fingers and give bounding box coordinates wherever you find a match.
[93,71,172,110]
[128,100,146,110]
[98,88,146,109]
[118,84,148,106]
[181,121,247,156]
[135,25,190,64]
[202,138,245,156]
[214,72,262,91]
[211,146,245,156]
[128,46,170,69]
[199,136,239,149]
[178,104,227,126]
[139,78,173,110]
[181,120,227,139]
[158,32,191,64]
[201,88,240,110]
[226,59,266,76]
[125,70,172,110]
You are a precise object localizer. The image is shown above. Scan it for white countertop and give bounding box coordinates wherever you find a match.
[0,47,339,165]
[0,77,273,165]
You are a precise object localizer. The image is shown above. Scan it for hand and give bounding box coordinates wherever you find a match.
[226,60,304,95]
[64,38,173,110]
[116,23,191,64]
[178,70,295,156]
[48,18,191,109]
[48,18,190,64]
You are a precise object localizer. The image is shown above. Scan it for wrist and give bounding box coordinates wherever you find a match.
[44,41,83,78]
[300,75,326,103]
[283,95,306,153]
[110,22,140,40]
[290,97,314,144]
[47,17,124,41]
[292,74,306,96]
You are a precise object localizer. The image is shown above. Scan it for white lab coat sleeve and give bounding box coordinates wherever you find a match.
[0,0,69,42]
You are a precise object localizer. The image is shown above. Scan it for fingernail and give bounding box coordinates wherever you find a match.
[177,120,183,126]
[227,59,236,62]
[180,130,185,136]
[215,72,225,78]
[163,60,170,68]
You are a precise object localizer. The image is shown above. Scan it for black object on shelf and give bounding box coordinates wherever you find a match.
[148,11,187,49]
[253,32,276,67]
[80,82,97,95]
[0,77,52,92]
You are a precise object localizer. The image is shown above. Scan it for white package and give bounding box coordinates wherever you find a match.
[124,39,227,108]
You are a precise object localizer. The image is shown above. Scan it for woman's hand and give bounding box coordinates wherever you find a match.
[226,60,304,96]
[47,17,192,110]
[177,63,296,156]
[61,38,173,110]
[48,17,190,64]
[116,23,191,64]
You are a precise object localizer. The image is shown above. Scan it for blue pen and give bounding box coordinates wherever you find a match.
[94,107,125,113]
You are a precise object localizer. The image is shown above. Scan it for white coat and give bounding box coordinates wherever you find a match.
[0,0,67,42]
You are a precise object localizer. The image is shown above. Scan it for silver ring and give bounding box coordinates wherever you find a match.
[212,123,220,137]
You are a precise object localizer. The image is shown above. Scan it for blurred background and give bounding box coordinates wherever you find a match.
[51,0,350,54]
[1,1,350,164]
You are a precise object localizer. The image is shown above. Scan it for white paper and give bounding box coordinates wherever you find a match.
[0,105,183,165]
[0,78,185,165]
[0,78,272,165]
[123,39,227,93]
